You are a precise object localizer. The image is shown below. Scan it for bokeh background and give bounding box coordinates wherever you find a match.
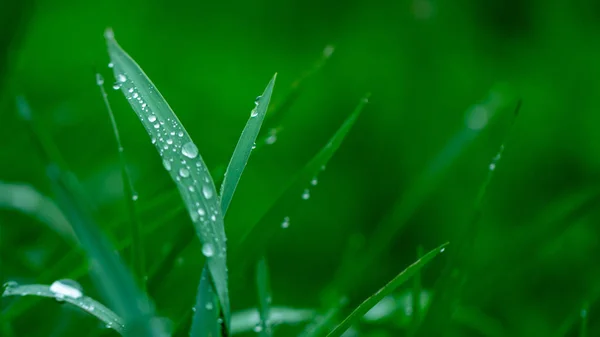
[2,0,600,336]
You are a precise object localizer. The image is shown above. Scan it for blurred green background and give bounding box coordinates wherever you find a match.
[2,0,600,336]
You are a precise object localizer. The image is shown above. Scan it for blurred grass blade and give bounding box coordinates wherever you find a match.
[298,300,347,337]
[231,94,370,267]
[190,268,222,337]
[325,243,449,337]
[230,307,315,335]
[580,305,588,337]
[47,165,167,336]
[256,257,272,337]
[2,282,125,334]
[220,75,276,215]
[104,28,230,329]
[96,72,145,290]
[0,181,75,242]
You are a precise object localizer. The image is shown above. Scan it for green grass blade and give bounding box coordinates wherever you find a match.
[190,268,222,337]
[2,281,125,334]
[230,307,315,335]
[256,257,272,337]
[104,28,230,328]
[579,304,588,337]
[325,243,449,337]
[220,74,276,215]
[96,72,145,290]
[47,165,167,336]
[297,300,347,337]
[0,181,75,242]
[231,94,370,267]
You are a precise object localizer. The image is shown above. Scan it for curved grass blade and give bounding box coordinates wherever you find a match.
[255,257,272,337]
[325,242,449,337]
[47,165,167,336]
[190,268,221,337]
[104,28,230,329]
[0,181,75,242]
[96,73,145,290]
[231,94,370,268]
[2,282,125,334]
[220,74,276,215]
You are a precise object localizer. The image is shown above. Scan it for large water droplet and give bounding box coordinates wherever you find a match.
[202,185,213,199]
[250,107,258,118]
[202,243,215,257]
[182,142,199,159]
[163,159,172,171]
[148,115,157,123]
[50,279,83,300]
[179,168,190,178]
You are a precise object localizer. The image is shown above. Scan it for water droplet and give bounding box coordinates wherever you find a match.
[151,137,157,144]
[95,74,104,86]
[141,103,147,109]
[108,62,114,68]
[132,194,139,201]
[265,134,277,145]
[311,178,318,186]
[132,92,139,99]
[3,281,18,290]
[250,107,258,117]
[178,131,184,137]
[112,83,120,90]
[148,115,157,123]
[253,324,263,333]
[205,302,213,310]
[188,186,195,192]
[252,143,257,149]
[489,163,496,171]
[182,142,199,159]
[166,139,173,145]
[179,168,190,178]
[50,279,83,299]
[117,74,127,83]
[128,87,134,93]
[153,123,160,129]
[281,216,290,228]
[192,307,197,312]
[217,318,223,324]
[197,208,206,216]
[301,189,310,200]
[323,45,335,58]
[202,243,215,257]
[440,247,446,253]
[210,214,216,222]
[202,185,213,199]
[190,210,199,222]
[255,95,262,103]
[163,159,172,171]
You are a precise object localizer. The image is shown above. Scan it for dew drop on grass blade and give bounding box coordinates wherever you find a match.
[230,93,370,272]
[104,28,231,330]
[220,74,276,215]
[46,165,167,336]
[190,268,221,337]
[2,282,125,334]
[324,243,449,337]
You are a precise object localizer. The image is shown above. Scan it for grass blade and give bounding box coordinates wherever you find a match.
[220,74,276,215]
[47,165,167,336]
[231,307,315,335]
[256,257,272,337]
[230,94,370,267]
[190,268,222,337]
[0,181,75,242]
[2,281,125,334]
[96,72,145,290]
[325,242,449,337]
[104,28,230,328]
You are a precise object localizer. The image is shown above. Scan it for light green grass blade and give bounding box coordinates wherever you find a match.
[231,307,315,335]
[2,281,125,334]
[325,242,449,337]
[230,94,370,268]
[190,268,221,337]
[104,28,230,328]
[0,181,75,242]
[96,72,145,290]
[256,257,272,337]
[47,165,167,336]
[220,75,276,215]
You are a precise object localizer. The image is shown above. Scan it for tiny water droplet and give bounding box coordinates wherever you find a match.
[192,307,197,312]
[148,115,157,123]
[252,143,257,149]
[301,189,310,200]
[202,185,213,199]
[202,243,215,257]
[281,216,290,228]
[117,74,127,83]
[112,83,120,90]
[190,210,199,222]
[197,208,206,216]
[153,123,160,129]
[311,178,318,186]
[440,247,446,253]
[151,137,157,144]
[163,159,172,171]
[132,92,139,99]
[178,131,184,137]
[166,138,173,145]
[253,324,263,333]
[179,168,190,178]
[255,95,262,103]
[95,74,104,86]
[265,134,277,145]
[182,142,199,159]
[128,87,134,93]
[132,194,138,201]
[108,62,114,68]
[489,163,496,171]
[188,186,195,192]
[205,302,213,310]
